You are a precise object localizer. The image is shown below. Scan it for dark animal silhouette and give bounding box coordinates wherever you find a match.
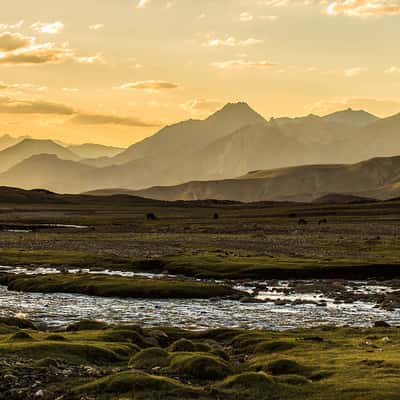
[318,218,328,225]
[146,213,157,221]
[213,213,219,220]
[298,219,308,225]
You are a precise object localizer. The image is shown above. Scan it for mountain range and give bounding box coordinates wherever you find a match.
[2,102,400,201]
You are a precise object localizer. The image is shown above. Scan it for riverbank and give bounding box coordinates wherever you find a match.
[0,273,239,299]
[0,317,399,400]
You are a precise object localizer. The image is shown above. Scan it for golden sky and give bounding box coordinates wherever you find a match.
[1,0,400,146]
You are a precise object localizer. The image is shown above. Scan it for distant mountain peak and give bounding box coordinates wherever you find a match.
[207,102,267,125]
[323,108,379,128]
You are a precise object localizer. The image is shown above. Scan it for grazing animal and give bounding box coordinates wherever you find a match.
[318,218,328,225]
[146,213,157,221]
[298,219,308,225]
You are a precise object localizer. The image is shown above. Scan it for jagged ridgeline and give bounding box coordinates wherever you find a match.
[1,103,400,199]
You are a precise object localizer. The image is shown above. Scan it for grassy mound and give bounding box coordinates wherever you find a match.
[0,316,37,330]
[254,340,296,354]
[99,329,155,348]
[72,371,201,399]
[168,338,211,353]
[4,273,240,299]
[45,334,68,341]
[276,374,311,385]
[264,359,311,377]
[0,341,129,364]
[8,331,35,341]
[66,319,108,331]
[129,347,170,369]
[165,353,233,381]
[216,372,278,393]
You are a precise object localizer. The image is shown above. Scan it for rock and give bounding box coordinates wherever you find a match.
[239,296,263,303]
[374,321,391,328]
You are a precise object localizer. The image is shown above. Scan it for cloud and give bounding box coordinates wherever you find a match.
[0,36,103,65]
[204,37,263,47]
[344,66,365,77]
[240,12,254,21]
[0,94,160,127]
[0,82,47,91]
[258,0,400,16]
[0,96,75,114]
[0,20,24,31]
[137,0,151,8]
[239,12,278,21]
[62,87,80,93]
[181,98,222,113]
[211,59,276,70]
[31,21,64,34]
[89,24,104,30]
[119,80,180,90]
[326,0,400,16]
[71,112,159,127]
[0,32,33,51]
[311,97,400,116]
[385,66,400,73]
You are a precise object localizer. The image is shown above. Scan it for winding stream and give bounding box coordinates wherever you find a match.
[0,265,399,329]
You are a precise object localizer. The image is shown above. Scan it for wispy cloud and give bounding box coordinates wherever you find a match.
[0,81,47,91]
[204,37,263,48]
[181,98,222,113]
[119,80,180,90]
[385,66,400,73]
[0,32,33,51]
[137,0,151,8]
[0,20,24,31]
[89,24,104,31]
[31,21,64,34]
[0,96,75,115]
[211,59,276,70]
[71,112,159,127]
[0,94,160,127]
[327,0,400,16]
[344,66,365,77]
[0,35,103,65]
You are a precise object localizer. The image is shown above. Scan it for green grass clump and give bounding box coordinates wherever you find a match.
[129,347,170,369]
[4,273,239,299]
[72,371,202,399]
[0,316,37,330]
[8,331,35,341]
[165,352,233,381]
[45,334,68,341]
[254,340,297,354]
[263,359,312,377]
[66,319,108,331]
[99,329,153,348]
[276,374,311,385]
[168,338,211,353]
[215,372,278,395]
[0,341,129,364]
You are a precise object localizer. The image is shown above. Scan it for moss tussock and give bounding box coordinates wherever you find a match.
[3,273,240,299]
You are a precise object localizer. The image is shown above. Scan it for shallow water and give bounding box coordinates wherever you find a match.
[1,284,399,330]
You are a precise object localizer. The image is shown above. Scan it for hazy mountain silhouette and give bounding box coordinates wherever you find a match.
[0,134,30,151]
[0,138,81,173]
[322,108,378,128]
[3,102,400,196]
[125,156,400,202]
[109,102,267,166]
[68,143,125,159]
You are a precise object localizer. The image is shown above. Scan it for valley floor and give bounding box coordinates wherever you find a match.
[0,197,400,398]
